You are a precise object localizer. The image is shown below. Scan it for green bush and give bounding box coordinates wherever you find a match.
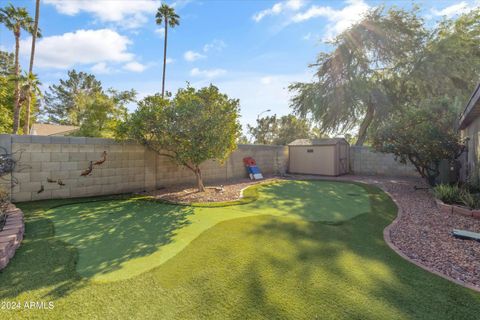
[460,190,480,209]
[433,184,462,204]
[465,175,480,193]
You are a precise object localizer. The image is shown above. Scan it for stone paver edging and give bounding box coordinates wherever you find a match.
[0,204,24,270]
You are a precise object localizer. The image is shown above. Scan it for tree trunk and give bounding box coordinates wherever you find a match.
[161,18,168,98]
[24,0,40,135]
[194,166,205,192]
[355,102,375,146]
[12,32,21,134]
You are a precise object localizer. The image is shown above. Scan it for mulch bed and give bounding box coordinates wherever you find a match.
[146,176,278,203]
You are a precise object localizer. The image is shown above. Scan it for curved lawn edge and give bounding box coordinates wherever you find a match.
[381,187,480,294]
[149,179,284,207]
[290,175,480,293]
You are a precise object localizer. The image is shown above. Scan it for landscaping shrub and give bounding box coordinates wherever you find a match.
[0,187,8,230]
[465,175,480,194]
[460,190,480,210]
[433,184,462,204]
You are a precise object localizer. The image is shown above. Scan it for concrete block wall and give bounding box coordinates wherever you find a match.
[350,146,419,178]
[5,135,147,202]
[155,145,288,187]
[0,135,288,202]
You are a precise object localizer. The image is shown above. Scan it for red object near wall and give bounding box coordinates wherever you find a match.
[243,157,256,167]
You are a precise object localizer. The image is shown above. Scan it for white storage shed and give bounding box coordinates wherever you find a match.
[288,138,350,176]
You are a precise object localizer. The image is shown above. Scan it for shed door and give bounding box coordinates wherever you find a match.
[289,146,336,175]
[337,143,349,175]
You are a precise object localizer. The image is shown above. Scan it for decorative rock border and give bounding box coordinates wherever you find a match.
[434,199,480,220]
[0,204,24,270]
[386,195,480,293]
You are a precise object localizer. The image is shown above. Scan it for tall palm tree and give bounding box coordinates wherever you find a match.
[23,0,40,135]
[19,72,41,133]
[155,4,180,98]
[0,4,36,134]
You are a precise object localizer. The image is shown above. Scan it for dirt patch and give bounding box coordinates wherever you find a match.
[146,176,278,203]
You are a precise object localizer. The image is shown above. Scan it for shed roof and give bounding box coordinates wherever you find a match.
[288,138,348,146]
[459,83,480,130]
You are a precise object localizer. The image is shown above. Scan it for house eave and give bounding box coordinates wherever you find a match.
[459,83,480,130]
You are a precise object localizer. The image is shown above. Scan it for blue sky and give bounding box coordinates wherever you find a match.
[0,0,478,132]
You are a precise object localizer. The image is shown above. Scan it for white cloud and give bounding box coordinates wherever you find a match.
[184,50,206,62]
[291,0,370,39]
[253,0,305,22]
[123,61,147,73]
[155,28,165,37]
[190,68,226,78]
[21,29,134,69]
[44,0,160,29]
[431,1,476,18]
[261,76,274,85]
[203,39,226,53]
[166,58,175,64]
[91,62,111,74]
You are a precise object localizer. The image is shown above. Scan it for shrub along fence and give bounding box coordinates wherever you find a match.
[0,135,289,202]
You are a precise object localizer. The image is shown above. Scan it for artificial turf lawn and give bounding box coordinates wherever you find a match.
[0,180,479,319]
[45,180,371,281]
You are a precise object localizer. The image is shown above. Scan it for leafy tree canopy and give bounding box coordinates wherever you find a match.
[372,97,464,185]
[290,7,480,146]
[43,70,136,137]
[43,69,103,124]
[0,51,15,133]
[248,114,319,145]
[117,85,241,191]
[0,50,14,76]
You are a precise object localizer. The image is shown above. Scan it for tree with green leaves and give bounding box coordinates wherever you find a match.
[155,4,180,98]
[290,7,480,146]
[0,51,14,76]
[0,51,14,132]
[71,91,130,138]
[0,4,39,134]
[247,115,278,144]
[372,98,464,185]
[248,114,314,145]
[273,115,312,145]
[117,85,240,191]
[43,70,103,124]
[43,70,135,137]
[19,72,41,133]
[23,0,41,135]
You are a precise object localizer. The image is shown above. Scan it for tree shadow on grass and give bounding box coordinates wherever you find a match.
[45,199,194,278]
[0,197,194,299]
[0,212,85,300]
[238,186,480,319]
[245,180,372,222]
[152,182,480,319]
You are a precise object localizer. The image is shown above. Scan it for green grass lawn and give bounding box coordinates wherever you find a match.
[1,180,479,319]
